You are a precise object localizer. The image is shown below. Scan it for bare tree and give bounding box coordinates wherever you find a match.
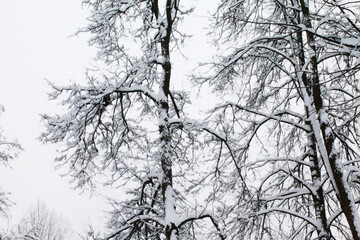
[79,225,102,240]
[13,201,72,240]
[41,1,224,239]
[197,0,360,239]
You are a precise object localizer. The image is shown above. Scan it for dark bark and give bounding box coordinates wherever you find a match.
[308,130,330,240]
[299,0,360,238]
[158,1,177,239]
[292,4,330,238]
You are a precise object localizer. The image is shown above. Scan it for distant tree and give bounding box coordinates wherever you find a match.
[13,201,72,240]
[200,0,360,239]
[79,226,102,240]
[41,1,224,239]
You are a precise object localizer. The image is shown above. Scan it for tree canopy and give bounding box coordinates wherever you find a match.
[33,0,360,239]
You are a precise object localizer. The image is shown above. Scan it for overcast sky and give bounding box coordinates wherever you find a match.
[0,0,108,235]
[0,0,217,237]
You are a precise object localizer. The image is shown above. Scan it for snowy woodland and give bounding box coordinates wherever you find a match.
[2,0,360,239]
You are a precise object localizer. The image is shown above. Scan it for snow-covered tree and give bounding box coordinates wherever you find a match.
[0,105,22,217]
[0,106,21,167]
[41,1,224,239]
[201,0,360,239]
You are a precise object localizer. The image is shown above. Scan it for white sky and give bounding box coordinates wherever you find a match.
[0,0,217,237]
[0,0,107,235]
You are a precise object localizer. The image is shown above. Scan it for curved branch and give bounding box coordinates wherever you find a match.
[227,103,310,132]
[327,197,360,227]
[177,214,226,240]
[242,207,318,228]
[105,215,165,240]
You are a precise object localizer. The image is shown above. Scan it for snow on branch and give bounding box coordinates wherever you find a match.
[249,156,315,169]
[0,106,22,165]
[221,102,310,132]
[105,215,165,240]
[327,197,360,227]
[239,206,318,228]
[260,188,311,202]
[177,213,226,240]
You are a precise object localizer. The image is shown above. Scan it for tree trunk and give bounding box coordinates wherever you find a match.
[299,0,360,238]
[294,8,330,237]
[158,1,178,239]
[308,128,330,239]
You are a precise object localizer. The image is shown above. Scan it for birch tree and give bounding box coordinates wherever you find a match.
[201,0,360,239]
[41,1,224,239]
